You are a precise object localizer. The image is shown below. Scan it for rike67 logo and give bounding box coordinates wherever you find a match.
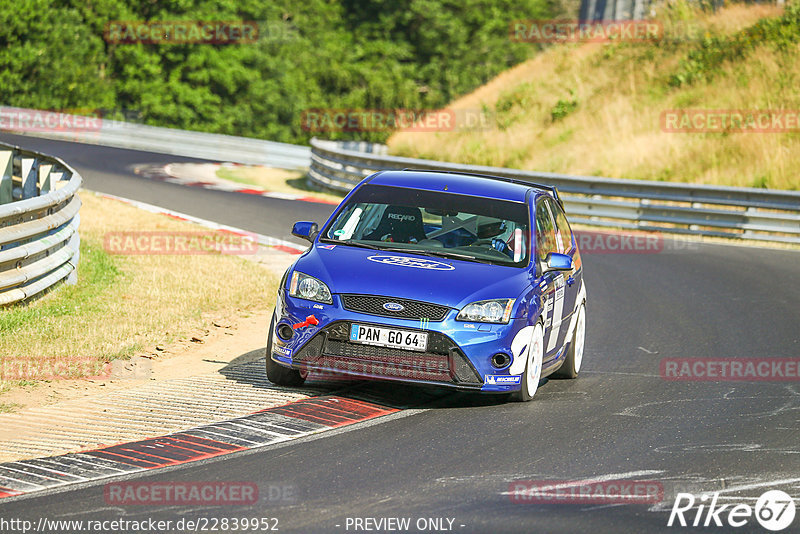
[668,490,796,531]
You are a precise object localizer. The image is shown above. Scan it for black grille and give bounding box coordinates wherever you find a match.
[340,294,450,321]
[292,321,481,385]
[325,340,450,372]
[322,340,452,382]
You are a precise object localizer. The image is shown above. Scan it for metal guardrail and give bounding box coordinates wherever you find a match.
[309,138,800,244]
[0,142,81,305]
[0,107,311,170]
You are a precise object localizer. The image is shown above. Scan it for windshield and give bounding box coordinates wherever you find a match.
[321,184,530,267]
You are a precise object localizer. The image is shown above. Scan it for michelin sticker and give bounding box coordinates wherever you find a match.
[274,346,292,357]
[485,375,521,385]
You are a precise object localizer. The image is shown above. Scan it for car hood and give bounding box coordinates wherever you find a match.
[293,244,531,310]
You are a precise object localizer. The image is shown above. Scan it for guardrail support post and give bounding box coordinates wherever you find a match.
[742,206,757,240]
[66,228,80,286]
[49,168,65,190]
[39,163,53,194]
[0,150,11,205]
[21,157,38,199]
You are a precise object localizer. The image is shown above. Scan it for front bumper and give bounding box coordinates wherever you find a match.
[271,292,529,392]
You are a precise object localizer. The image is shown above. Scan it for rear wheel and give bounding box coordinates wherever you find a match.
[265,314,306,387]
[513,322,544,402]
[554,302,585,379]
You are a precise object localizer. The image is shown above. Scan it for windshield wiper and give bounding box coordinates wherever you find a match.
[328,239,382,250]
[432,251,495,264]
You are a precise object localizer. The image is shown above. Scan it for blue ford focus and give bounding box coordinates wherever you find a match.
[266,169,586,401]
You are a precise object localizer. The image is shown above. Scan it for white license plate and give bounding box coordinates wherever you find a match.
[349,324,428,352]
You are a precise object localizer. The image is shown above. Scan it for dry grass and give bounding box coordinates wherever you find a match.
[0,191,276,379]
[388,2,799,190]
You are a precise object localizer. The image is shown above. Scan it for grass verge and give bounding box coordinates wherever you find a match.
[0,191,276,390]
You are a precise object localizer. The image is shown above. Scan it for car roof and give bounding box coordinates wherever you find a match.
[366,169,555,203]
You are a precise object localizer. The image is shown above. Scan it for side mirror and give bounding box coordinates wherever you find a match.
[292,221,318,243]
[542,252,573,273]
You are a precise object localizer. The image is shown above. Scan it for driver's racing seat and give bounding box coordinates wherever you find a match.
[364,205,426,243]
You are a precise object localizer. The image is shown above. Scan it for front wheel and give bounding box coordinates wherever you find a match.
[265,314,306,387]
[554,302,585,379]
[513,322,544,402]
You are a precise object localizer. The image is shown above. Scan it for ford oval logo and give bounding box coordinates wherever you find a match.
[367,255,455,271]
[383,302,405,312]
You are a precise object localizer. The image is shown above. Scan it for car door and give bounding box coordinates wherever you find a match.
[548,198,580,352]
[534,198,565,360]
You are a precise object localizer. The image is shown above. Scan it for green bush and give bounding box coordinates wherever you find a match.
[550,92,578,122]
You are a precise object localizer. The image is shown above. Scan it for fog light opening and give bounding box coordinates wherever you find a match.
[277,324,295,341]
[491,353,511,369]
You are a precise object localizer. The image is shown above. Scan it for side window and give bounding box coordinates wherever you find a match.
[535,200,557,262]
[549,199,574,253]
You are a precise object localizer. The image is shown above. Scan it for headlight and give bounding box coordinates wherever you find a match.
[289,271,332,304]
[457,299,515,324]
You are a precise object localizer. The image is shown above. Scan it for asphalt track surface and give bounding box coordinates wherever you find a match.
[1,132,799,533]
[0,133,329,247]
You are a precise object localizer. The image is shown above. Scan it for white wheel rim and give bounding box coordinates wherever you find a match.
[574,304,585,373]
[526,324,544,395]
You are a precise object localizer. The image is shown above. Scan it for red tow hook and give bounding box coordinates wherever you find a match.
[292,315,320,330]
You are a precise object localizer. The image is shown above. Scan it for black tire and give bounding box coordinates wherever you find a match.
[265,314,306,387]
[553,302,585,379]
